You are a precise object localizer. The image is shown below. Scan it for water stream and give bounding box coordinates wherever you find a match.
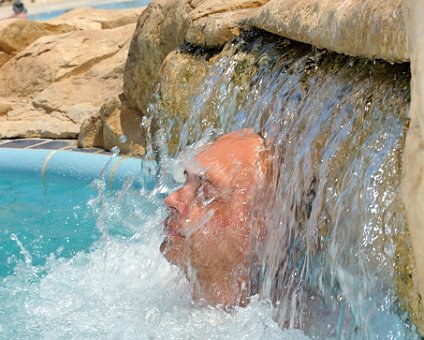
[150,30,417,338]
[0,30,419,339]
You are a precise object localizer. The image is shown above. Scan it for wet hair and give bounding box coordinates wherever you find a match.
[13,1,27,14]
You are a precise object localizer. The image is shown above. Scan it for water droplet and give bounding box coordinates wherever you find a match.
[56,246,64,256]
[384,243,395,257]
[111,146,120,155]
[144,307,160,323]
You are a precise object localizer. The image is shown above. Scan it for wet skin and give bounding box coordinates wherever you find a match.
[160,130,266,306]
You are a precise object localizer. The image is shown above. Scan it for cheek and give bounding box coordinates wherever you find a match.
[182,201,229,233]
[188,205,253,269]
[161,236,185,265]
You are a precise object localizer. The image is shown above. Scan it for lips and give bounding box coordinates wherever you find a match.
[164,215,185,239]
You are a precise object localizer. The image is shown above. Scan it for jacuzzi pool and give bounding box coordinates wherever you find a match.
[0,148,304,339]
[0,149,143,278]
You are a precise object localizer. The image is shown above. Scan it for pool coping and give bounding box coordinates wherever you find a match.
[0,147,147,190]
[0,138,107,153]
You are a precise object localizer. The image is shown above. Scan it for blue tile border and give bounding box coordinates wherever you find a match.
[0,148,145,190]
[0,139,111,154]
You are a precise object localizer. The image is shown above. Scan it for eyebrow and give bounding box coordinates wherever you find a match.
[185,168,216,187]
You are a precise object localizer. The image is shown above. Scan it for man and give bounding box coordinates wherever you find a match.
[2,1,28,20]
[160,129,269,306]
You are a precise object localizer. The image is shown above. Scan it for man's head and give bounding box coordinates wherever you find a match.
[160,129,268,306]
[12,1,25,14]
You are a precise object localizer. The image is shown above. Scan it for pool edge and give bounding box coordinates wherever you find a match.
[0,148,144,190]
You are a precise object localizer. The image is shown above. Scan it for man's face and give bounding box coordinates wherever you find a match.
[160,130,265,305]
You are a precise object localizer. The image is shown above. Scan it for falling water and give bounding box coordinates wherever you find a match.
[0,30,418,339]
[149,30,417,338]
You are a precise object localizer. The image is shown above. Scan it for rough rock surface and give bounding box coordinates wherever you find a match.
[0,108,81,138]
[186,0,269,47]
[78,98,145,156]
[0,51,9,66]
[123,0,408,128]
[185,0,408,62]
[245,0,407,63]
[47,7,143,30]
[0,24,133,97]
[122,0,191,117]
[402,0,424,334]
[78,114,103,148]
[0,8,140,145]
[0,19,74,66]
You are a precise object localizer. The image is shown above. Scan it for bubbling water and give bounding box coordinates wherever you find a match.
[0,164,308,339]
[0,29,419,338]
[149,30,419,338]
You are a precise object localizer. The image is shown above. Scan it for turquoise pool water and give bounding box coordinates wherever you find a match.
[0,149,308,339]
[0,172,98,277]
[28,0,150,21]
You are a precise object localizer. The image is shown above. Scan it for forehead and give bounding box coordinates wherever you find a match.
[183,133,263,184]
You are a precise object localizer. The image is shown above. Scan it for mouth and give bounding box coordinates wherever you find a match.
[163,216,185,239]
[160,216,185,257]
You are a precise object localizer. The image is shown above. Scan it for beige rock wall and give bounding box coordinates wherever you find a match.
[0,8,141,146]
[186,0,269,47]
[122,0,191,116]
[0,25,133,97]
[183,0,408,63]
[123,0,409,127]
[245,0,407,63]
[402,0,424,325]
[46,7,143,30]
[0,19,74,66]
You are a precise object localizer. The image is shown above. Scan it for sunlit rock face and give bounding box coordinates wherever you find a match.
[244,0,407,63]
[46,7,142,30]
[0,8,141,142]
[182,0,407,63]
[79,98,145,156]
[122,0,408,139]
[184,0,270,47]
[0,25,134,139]
[144,29,421,337]
[0,19,74,67]
[122,0,190,121]
[402,0,424,332]
[0,25,133,98]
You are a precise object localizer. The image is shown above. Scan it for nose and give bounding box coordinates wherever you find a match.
[164,189,186,215]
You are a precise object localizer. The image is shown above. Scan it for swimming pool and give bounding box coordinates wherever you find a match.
[0,148,304,339]
[0,149,143,277]
[0,171,97,277]
[28,0,150,21]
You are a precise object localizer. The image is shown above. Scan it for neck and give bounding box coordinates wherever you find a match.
[191,271,250,307]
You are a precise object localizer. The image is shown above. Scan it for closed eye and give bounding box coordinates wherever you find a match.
[197,179,219,201]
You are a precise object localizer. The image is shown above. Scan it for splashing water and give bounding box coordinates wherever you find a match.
[0,29,418,338]
[149,30,418,338]
[0,161,305,339]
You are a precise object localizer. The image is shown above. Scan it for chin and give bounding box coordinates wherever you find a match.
[160,237,185,266]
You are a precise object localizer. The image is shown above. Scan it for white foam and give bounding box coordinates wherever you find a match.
[0,184,309,340]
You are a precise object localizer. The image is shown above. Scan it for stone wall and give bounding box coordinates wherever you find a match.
[122,0,408,127]
[0,7,146,155]
[402,0,424,324]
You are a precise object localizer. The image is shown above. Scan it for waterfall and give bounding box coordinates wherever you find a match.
[149,30,417,338]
